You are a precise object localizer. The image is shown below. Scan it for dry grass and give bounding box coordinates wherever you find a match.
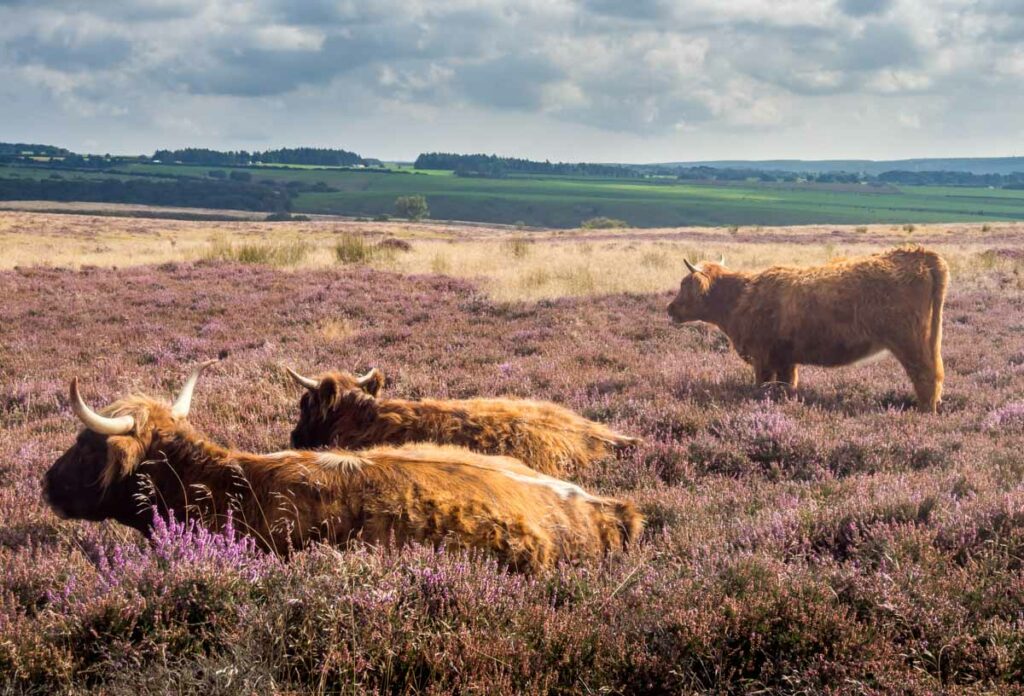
[317,317,358,342]
[2,211,1023,300]
[202,234,314,266]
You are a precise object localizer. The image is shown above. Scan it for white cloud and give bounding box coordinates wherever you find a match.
[0,0,1021,159]
[252,26,325,52]
[897,110,922,128]
[865,69,934,93]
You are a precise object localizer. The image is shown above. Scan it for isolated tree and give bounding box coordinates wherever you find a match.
[395,195,429,221]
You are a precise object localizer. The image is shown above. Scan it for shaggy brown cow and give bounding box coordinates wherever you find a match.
[666,246,948,412]
[42,362,642,571]
[285,367,639,478]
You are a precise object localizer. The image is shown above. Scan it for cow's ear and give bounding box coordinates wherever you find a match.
[101,435,147,489]
[692,271,712,294]
[310,378,338,409]
[339,389,379,427]
[357,368,384,397]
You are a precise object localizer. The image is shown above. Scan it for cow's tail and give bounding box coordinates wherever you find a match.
[590,425,643,452]
[925,251,948,371]
[609,433,643,450]
[612,501,645,548]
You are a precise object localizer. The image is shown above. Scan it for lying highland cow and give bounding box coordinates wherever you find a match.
[42,362,642,571]
[667,246,948,412]
[285,367,639,478]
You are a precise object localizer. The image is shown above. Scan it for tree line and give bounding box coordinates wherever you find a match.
[0,143,73,157]
[152,147,368,167]
[0,143,375,170]
[876,170,1024,187]
[5,141,1024,190]
[675,166,1024,188]
[414,153,642,179]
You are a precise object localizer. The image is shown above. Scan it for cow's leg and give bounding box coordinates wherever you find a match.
[753,359,774,387]
[778,364,799,392]
[889,340,940,413]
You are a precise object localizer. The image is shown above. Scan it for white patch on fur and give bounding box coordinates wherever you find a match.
[264,450,299,459]
[852,348,890,367]
[499,469,595,501]
[313,451,363,472]
[261,449,361,472]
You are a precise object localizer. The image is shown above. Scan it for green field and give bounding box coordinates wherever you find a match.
[6,160,1024,227]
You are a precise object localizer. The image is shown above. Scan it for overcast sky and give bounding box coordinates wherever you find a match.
[1,0,1023,162]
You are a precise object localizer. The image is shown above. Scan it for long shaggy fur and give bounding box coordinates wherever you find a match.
[43,396,643,572]
[667,246,948,412]
[289,370,640,478]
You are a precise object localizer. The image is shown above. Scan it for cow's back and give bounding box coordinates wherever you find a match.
[379,397,621,477]
[349,444,637,570]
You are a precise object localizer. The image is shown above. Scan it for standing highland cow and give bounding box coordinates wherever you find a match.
[285,367,639,478]
[666,246,948,412]
[42,362,643,572]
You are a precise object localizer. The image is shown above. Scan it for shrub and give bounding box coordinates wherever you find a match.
[580,216,627,229]
[700,406,823,480]
[264,212,310,222]
[984,402,1024,434]
[395,195,429,221]
[377,237,413,252]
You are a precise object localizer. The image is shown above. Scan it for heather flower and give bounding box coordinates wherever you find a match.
[983,402,1024,433]
[3,253,1024,692]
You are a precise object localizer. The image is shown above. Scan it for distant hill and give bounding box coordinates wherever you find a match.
[655,157,1024,176]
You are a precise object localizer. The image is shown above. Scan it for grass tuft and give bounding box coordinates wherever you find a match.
[334,233,377,264]
[203,235,312,266]
[503,236,532,259]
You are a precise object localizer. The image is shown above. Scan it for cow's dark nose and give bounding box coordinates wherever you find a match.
[40,472,58,509]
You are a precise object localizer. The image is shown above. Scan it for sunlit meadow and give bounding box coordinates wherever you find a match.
[3,212,1024,692]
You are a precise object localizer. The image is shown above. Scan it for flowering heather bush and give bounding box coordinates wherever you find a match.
[984,402,1024,434]
[4,254,1024,692]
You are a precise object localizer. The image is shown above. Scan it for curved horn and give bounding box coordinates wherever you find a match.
[356,368,380,387]
[285,366,320,390]
[171,359,219,419]
[70,377,135,435]
[684,258,701,274]
[718,255,726,267]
